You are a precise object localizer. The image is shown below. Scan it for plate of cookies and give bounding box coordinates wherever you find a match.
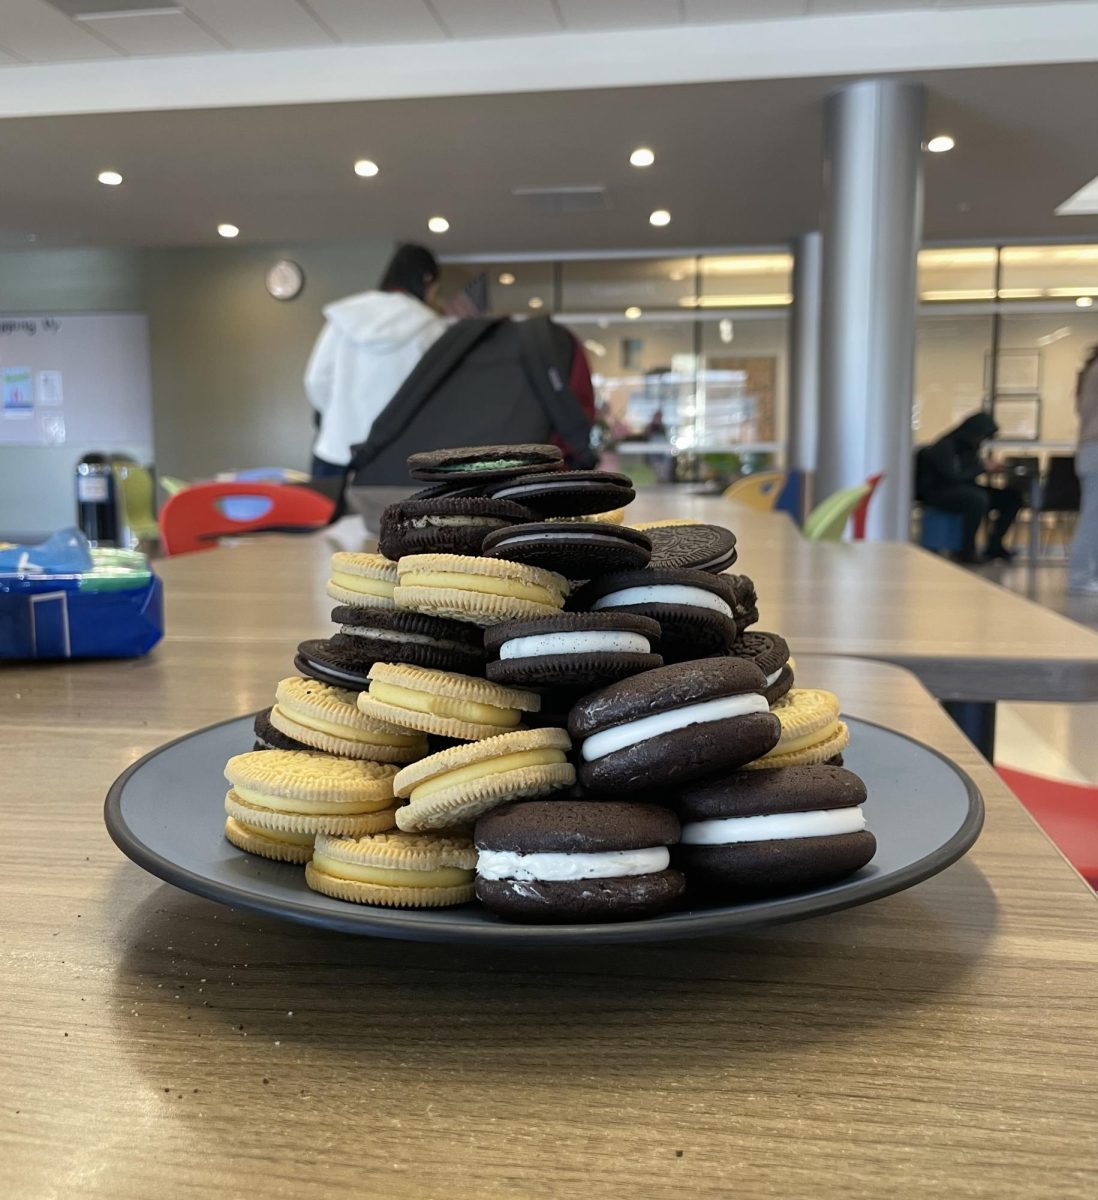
[105,444,984,945]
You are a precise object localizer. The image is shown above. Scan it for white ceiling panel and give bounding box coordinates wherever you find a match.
[0,0,121,62]
[431,0,562,39]
[556,0,686,32]
[183,1,334,51]
[86,11,226,55]
[305,0,448,43]
[686,1,808,19]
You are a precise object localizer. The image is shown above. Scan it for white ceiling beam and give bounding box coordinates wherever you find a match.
[0,2,1097,118]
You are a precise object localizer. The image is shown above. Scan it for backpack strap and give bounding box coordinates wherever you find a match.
[350,317,505,477]
[515,316,596,468]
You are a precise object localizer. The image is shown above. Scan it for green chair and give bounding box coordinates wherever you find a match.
[113,463,160,545]
[803,483,872,542]
[159,475,190,497]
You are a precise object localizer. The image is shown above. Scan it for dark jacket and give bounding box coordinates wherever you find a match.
[915,412,998,501]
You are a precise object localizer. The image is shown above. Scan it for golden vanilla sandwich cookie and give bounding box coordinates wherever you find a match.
[358,661,541,741]
[305,830,477,907]
[223,816,315,864]
[223,749,400,836]
[325,551,399,608]
[744,688,850,769]
[270,676,427,762]
[394,552,568,627]
[393,727,575,832]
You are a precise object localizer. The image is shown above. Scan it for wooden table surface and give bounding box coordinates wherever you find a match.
[3,525,1098,1198]
[626,489,1098,703]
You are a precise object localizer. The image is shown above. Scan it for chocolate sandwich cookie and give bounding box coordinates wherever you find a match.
[407,443,563,484]
[672,765,876,896]
[253,706,313,752]
[487,470,636,517]
[727,574,760,635]
[328,607,485,675]
[639,522,738,572]
[378,496,535,559]
[484,612,662,689]
[474,799,685,922]
[569,658,781,794]
[482,521,652,577]
[728,631,793,705]
[570,567,737,661]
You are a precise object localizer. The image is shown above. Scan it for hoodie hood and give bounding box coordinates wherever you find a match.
[952,411,998,448]
[322,290,440,351]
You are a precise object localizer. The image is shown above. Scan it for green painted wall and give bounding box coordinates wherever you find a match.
[143,240,392,480]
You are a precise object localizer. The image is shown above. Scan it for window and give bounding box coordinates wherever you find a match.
[559,258,696,314]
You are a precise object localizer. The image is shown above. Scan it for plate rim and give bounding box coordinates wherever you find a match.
[104,712,985,947]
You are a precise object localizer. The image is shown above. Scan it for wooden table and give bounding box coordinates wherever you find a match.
[626,490,1098,756]
[3,532,1098,1198]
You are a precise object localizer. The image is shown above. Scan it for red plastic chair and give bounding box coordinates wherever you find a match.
[159,482,335,555]
[851,471,886,541]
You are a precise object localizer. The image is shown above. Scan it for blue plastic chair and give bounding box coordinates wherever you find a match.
[919,508,965,553]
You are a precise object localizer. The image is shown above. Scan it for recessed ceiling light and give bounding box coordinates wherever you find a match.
[217,223,239,239]
[97,169,123,186]
[630,147,655,168]
[528,296,544,310]
[926,135,955,153]
[353,159,379,177]
[1076,296,1094,308]
[427,216,449,234]
[499,272,516,285]
[649,209,671,227]
[625,306,642,320]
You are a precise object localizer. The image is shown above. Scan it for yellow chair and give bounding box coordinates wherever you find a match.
[113,463,160,545]
[722,470,788,512]
[803,483,872,542]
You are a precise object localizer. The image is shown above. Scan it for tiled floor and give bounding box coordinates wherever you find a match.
[967,559,1098,786]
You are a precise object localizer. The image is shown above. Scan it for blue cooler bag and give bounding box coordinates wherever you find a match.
[0,530,164,660]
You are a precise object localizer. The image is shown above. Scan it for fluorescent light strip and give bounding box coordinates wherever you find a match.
[75,7,183,18]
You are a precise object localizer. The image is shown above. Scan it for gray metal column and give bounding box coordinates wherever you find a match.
[818,80,925,541]
[788,231,822,516]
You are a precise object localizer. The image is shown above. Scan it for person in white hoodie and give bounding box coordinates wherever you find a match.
[305,244,448,475]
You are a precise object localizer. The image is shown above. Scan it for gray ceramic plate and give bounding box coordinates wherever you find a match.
[104,714,983,947]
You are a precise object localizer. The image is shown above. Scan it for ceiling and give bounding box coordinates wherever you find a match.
[0,1,1090,64]
[2,59,1098,253]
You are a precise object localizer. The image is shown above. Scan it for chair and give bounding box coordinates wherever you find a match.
[112,463,160,546]
[918,507,966,553]
[722,469,788,512]
[851,472,886,541]
[159,481,335,555]
[1038,455,1081,555]
[158,475,190,498]
[803,483,872,542]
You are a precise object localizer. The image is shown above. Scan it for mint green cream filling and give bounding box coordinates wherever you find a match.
[440,458,530,471]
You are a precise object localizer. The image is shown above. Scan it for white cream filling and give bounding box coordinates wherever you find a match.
[339,626,469,652]
[681,807,866,845]
[476,846,670,881]
[491,531,620,546]
[593,584,732,618]
[499,630,650,660]
[580,693,769,762]
[765,667,784,687]
[409,515,507,529]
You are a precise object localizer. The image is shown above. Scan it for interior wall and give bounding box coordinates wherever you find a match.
[143,240,393,481]
[0,248,146,539]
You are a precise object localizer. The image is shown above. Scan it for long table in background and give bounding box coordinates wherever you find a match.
[3,524,1098,1198]
[626,489,1098,755]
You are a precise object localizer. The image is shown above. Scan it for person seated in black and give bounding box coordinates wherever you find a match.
[915,411,1022,563]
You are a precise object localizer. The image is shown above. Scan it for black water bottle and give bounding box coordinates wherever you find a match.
[76,455,120,547]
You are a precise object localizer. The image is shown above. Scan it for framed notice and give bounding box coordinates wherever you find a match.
[985,348,1041,395]
[992,395,1041,441]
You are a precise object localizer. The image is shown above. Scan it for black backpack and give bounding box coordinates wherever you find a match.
[349,315,596,486]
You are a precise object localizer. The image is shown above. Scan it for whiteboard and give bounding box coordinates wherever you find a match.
[0,313,152,450]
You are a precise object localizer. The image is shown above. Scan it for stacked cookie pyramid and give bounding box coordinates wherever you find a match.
[221,442,875,924]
